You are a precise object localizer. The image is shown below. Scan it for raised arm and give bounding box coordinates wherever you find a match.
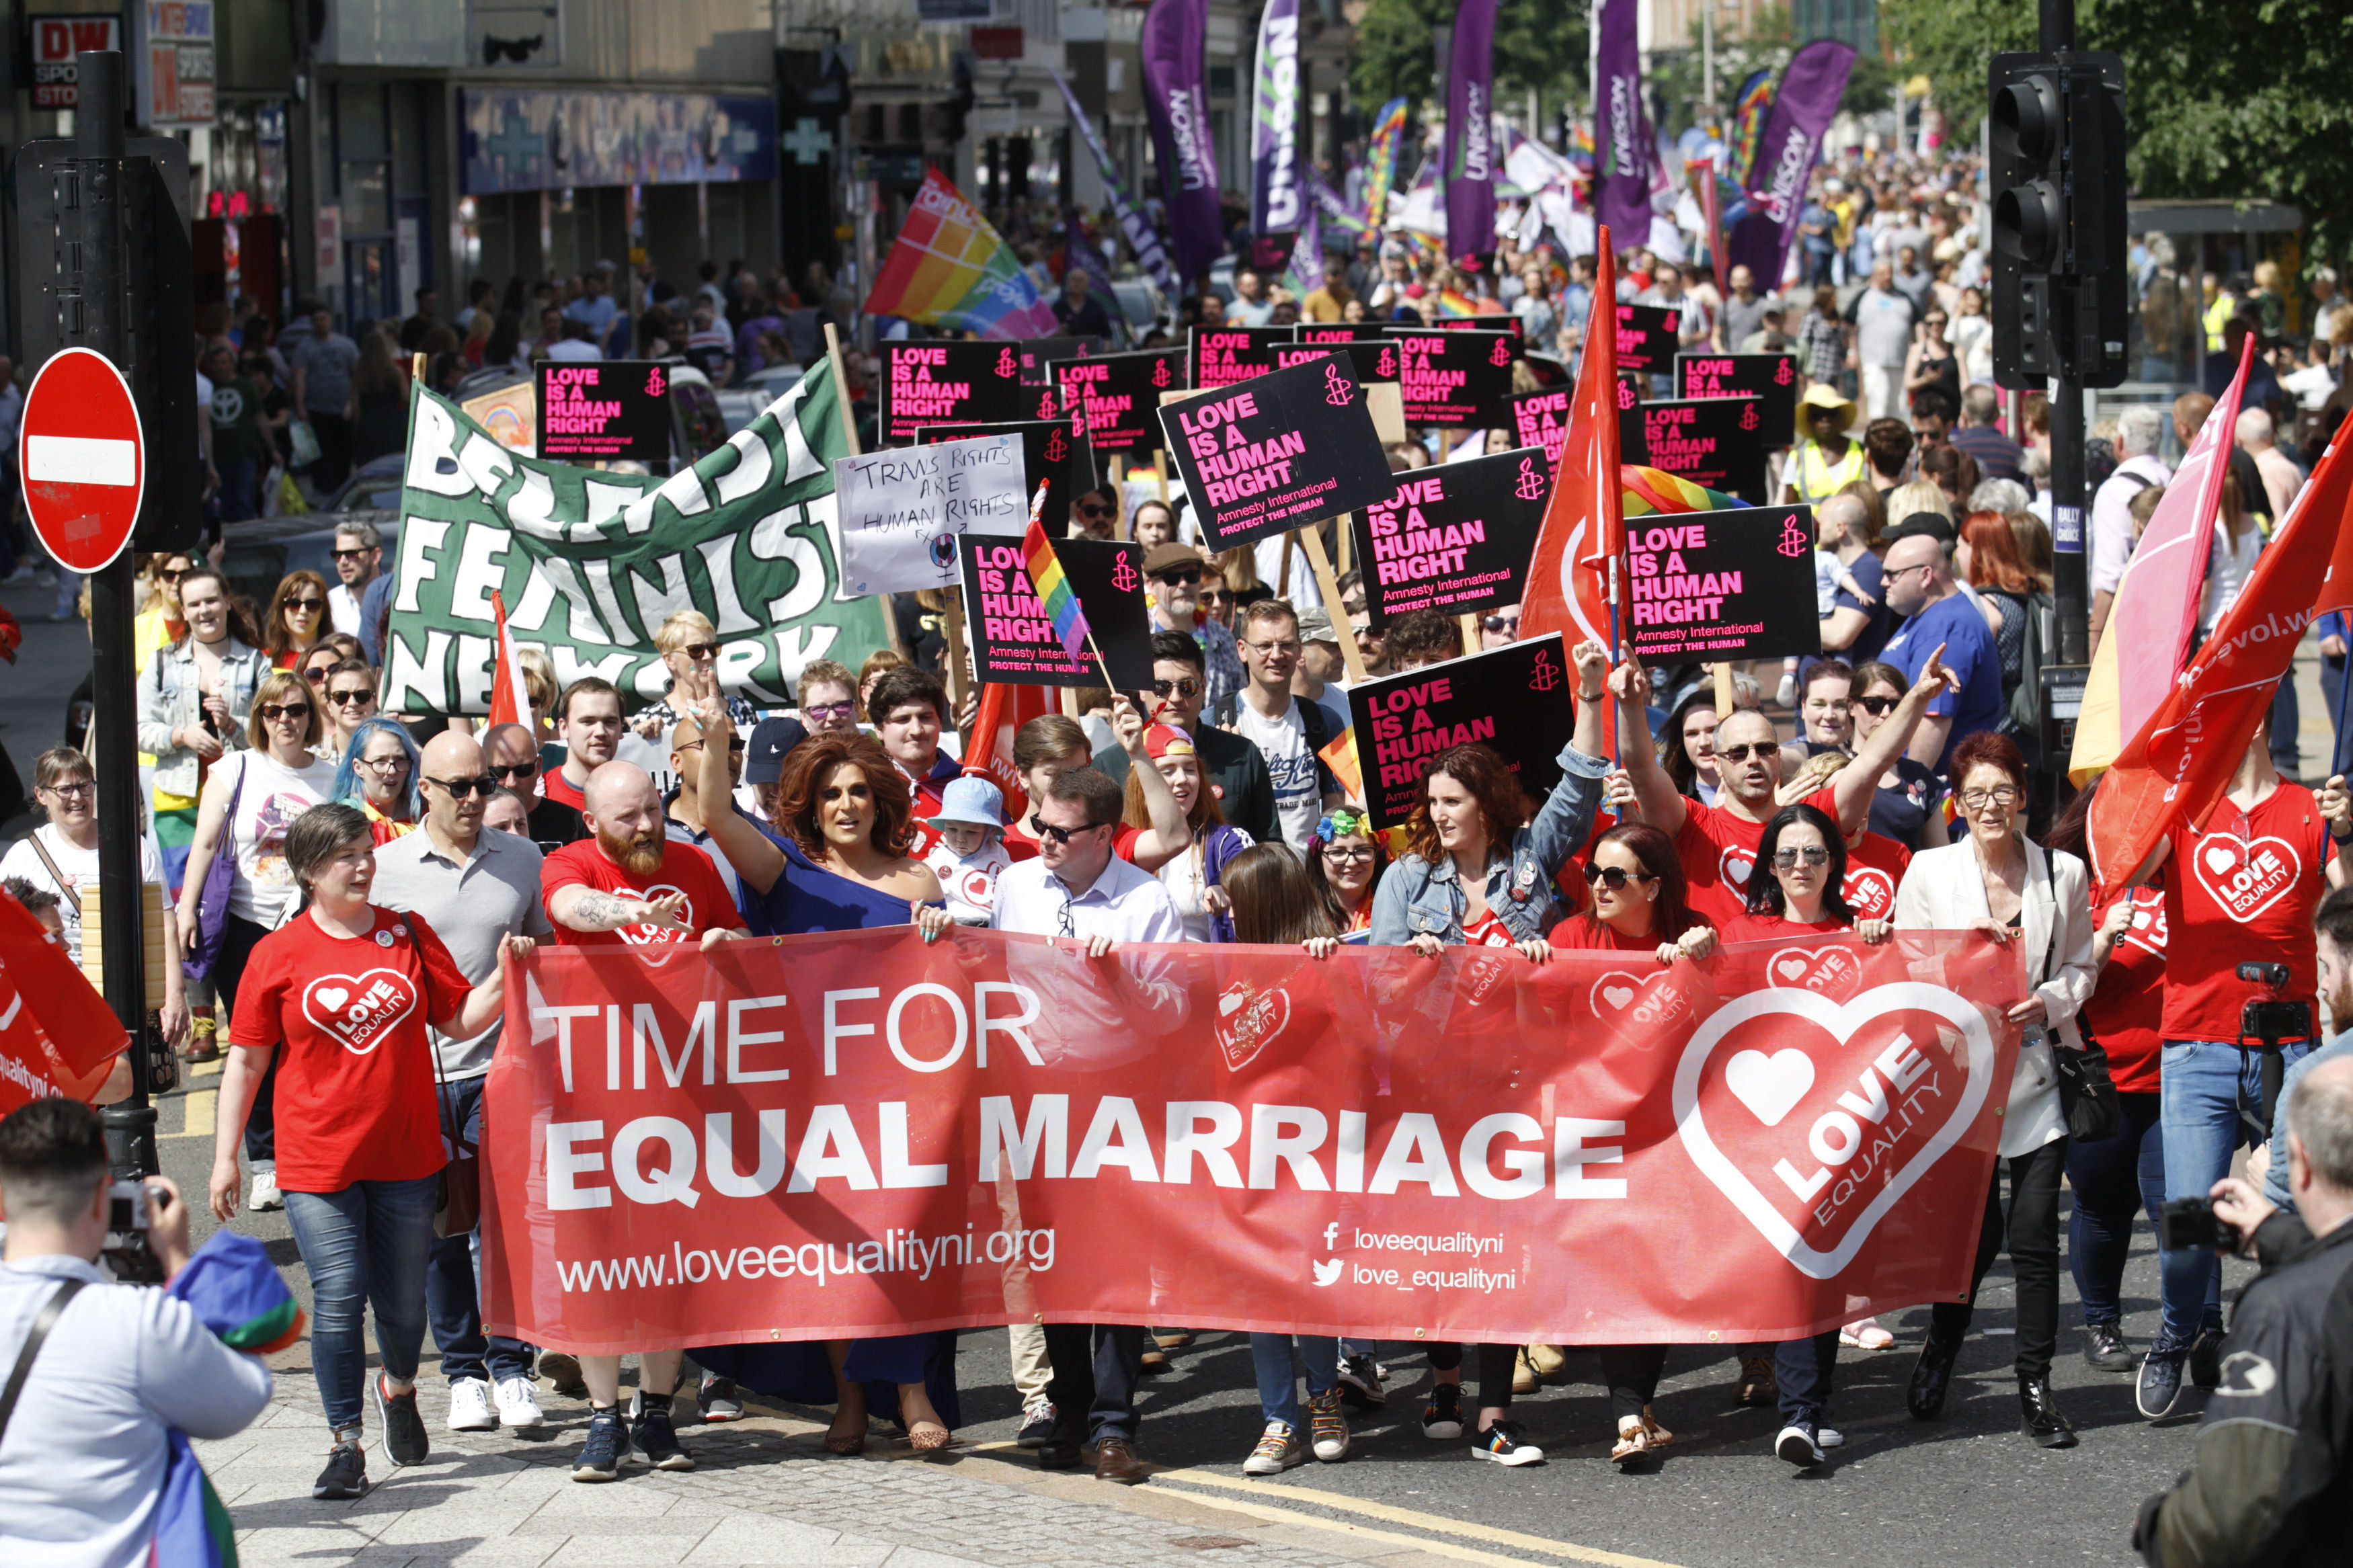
[1612,659,1687,838]
[1111,694,1193,872]
[1833,645,1951,839]
[692,700,789,896]
[1568,638,1610,763]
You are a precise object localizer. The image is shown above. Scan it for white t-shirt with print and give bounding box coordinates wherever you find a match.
[1227,697,1322,853]
[0,825,165,967]
[221,750,340,925]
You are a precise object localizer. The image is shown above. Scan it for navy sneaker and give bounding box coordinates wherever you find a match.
[2137,1349,2186,1420]
[629,1391,694,1471]
[2189,1329,2223,1389]
[1776,1423,1826,1467]
[571,1405,631,1481]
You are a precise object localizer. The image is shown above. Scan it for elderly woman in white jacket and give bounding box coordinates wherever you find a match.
[1892,731,2096,1452]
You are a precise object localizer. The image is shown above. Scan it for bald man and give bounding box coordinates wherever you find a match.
[541,762,746,950]
[370,729,557,1436]
[485,720,587,852]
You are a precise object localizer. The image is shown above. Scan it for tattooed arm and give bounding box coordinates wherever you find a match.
[549,886,690,934]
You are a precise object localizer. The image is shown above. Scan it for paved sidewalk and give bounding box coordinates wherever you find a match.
[205,1368,1456,1568]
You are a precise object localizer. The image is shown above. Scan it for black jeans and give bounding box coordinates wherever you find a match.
[1427,1342,1518,1411]
[1043,1323,1146,1446]
[1776,1330,1840,1429]
[1599,1345,1668,1422]
[1933,1138,2068,1382]
[213,914,278,1164]
[2065,1090,2164,1327]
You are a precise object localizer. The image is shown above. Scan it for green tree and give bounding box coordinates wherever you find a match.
[1881,0,2353,263]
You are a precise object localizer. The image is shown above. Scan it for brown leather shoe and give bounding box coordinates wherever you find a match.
[1092,1436,1147,1485]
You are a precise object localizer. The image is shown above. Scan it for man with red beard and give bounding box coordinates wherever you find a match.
[542,762,748,950]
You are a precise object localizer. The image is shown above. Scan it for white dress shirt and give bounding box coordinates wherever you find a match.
[990,854,1185,944]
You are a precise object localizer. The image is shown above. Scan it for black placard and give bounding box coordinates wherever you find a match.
[1189,325,1297,389]
[1618,374,1649,464]
[1675,352,1800,448]
[1055,347,1185,454]
[1380,327,1517,427]
[1638,395,1767,503]
[536,360,672,464]
[1623,505,1821,664]
[1352,446,1552,627]
[1273,338,1401,384]
[1019,336,1103,388]
[958,535,1155,688]
[1613,303,1680,373]
[1509,386,1571,463]
[918,416,1098,538]
[882,341,1031,439]
[1158,352,1397,550]
[1347,634,1575,831]
[1298,323,1393,344]
[1427,315,1523,344]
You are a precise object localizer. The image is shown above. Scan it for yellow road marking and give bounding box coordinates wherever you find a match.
[165,1087,216,1139]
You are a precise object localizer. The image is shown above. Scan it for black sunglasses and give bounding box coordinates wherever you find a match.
[1583,864,1655,890]
[258,702,311,721]
[285,597,325,612]
[331,547,373,562]
[1851,695,1900,715]
[1078,501,1113,516]
[679,642,721,661]
[1037,820,1110,845]
[491,761,538,780]
[327,688,376,706]
[1153,566,1203,587]
[426,775,502,798]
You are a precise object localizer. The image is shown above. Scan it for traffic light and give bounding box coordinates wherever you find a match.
[1988,50,2127,388]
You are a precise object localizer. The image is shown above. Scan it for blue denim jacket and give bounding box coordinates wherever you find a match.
[1367,744,1609,946]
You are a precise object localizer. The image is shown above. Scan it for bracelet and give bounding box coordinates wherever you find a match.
[1578,688,1605,703]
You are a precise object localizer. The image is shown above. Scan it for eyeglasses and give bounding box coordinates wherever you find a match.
[1717,743,1774,763]
[1482,614,1521,634]
[677,739,747,753]
[678,642,721,661]
[259,702,311,722]
[328,688,376,706]
[1322,843,1373,863]
[40,780,94,799]
[1583,864,1656,889]
[1150,676,1201,700]
[1851,695,1899,715]
[284,597,325,613]
[1037,820,1109,845]
[426,774,502,798]
[1771,845,1832,869]
[356,753,411,774]
[1152,566,1203,587]
[490,761,539,781]
[1245,638,1301,657]
[803,702,856,723]
[1959,785,2022,809]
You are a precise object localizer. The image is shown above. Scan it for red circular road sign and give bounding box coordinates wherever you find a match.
[19,347,146,574]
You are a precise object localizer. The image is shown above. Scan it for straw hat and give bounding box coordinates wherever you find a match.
[1796,382,1858,442]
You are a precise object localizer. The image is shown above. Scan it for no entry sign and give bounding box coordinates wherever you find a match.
[21,347,145,573]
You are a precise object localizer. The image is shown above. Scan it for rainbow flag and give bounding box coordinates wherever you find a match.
[1621,466,1746,515]
[1729,70,1776,188]
[865,167,1061,339]
[1020,485,1091,662]
[1364,97,1408,230]
[1433,287,1480,318]
[1318,725,1363,802]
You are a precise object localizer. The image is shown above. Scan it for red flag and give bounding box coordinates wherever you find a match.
[487,589,530,731]
[2086,428,2353,898]
[1521,228,1624,752]
[961,682,1059,821]
[0,889,129,1111]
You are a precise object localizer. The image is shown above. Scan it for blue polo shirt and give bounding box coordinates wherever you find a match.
[1880,590,2003,777]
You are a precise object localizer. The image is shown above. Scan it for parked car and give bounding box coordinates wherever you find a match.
[713,361,807,433]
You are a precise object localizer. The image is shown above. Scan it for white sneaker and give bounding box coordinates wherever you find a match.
[1818,1426,1845,1449]
[247,1169,282,1212]
[495,1376,545,1431]
[1242,1419,1306,1475]
[446,1376,497,1431]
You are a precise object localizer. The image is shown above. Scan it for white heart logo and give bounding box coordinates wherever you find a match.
[314,986,350,1012]
[1724,1048,1814,1126]
[1776,958,1808,981]
[1603,985,1636,1010]
[2190,833,2304,923]
[2203,845,2237,875]
[300,968,419,1056]
[1675,983,1997,1280]
[1723,853,1755,886]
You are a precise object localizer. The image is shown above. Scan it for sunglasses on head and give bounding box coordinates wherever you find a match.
[1150,676,1201,700]
[1716,742,1773,763]
[427,775,502,798]
[1583,864,1656,890]
[259,702,311,722]
[1772,845,1831,869]
[1851,695,1899,715]
[1153,565,1203,587]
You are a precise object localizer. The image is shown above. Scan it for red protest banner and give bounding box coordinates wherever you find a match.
[483,927,2024,1356]
[0,890,130,1111]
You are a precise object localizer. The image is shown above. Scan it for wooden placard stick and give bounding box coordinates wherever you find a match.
[1300,524,1368,686]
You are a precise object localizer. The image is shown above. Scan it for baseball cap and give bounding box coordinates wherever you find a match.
[1295,606,1339,646]
[744,716,807,786]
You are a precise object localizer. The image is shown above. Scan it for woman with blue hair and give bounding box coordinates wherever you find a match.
[331,717,420,843]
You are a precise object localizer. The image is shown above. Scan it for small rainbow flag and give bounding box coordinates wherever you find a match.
[1019,483,1092,663]
[1433,287,1480,319]
[1621,465,1747,515]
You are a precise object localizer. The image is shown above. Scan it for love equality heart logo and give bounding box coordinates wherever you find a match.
[301,968,419,1057]
[1589,970,1693,1034]
[1673,983,1996,1279]
[1842,866,1897,921]
[1213,981,1294,1072]
[1719,848,1756,889]
[2192,834,2302,922]
[1766,944,1864,999]
[2120,890,2168,956]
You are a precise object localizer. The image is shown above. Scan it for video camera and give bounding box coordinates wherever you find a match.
[2157,1196,2241,1254]
[2235,961,2312,1145]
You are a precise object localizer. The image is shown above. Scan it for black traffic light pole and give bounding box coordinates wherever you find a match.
[2041,0,2088,667]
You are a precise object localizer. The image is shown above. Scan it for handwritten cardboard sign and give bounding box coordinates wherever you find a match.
[535,361,671,463]
[1638,395,1768,503]
[957,536,1156,689]
[1623,505,1821,663]
[1274,338,1401,385]
[917,416,1099,539]
[1676,352,1800,448]
[1158,353,1398,550]
[1056,348,1185,454]
[1614,303,1681,373]
[1189,325,1297,389]
[1351,446,1552,627]
[833,434,1029,597]
[1380,328,1518,427]
[882,341,1031,439]
[1346,634,1575,830]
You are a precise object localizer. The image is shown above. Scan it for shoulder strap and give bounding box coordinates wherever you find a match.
[24,831,70,901]
[0,1278,86,1454]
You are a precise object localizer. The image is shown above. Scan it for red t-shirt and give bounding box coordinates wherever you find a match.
[542,837,741,946]
[227,906,472,1192]
[1546,915,1689,951]
[542,767,588,812]
[2085,884,2167,1094]
[1460,910,1518,947]
[1718,910,1851,945]
[2161,782,2331,1042]
[1674,786,1843,925]
[1842,831,1912,921]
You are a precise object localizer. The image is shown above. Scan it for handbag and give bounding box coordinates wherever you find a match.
[2039,848,2120,1141]
[182,755,245,984]
[287,418,321,469]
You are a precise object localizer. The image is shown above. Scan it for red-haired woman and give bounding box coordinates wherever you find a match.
[1958,510,2047,739]
[262,569,331,670]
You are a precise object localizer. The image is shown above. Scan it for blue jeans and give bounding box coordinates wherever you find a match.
[1248,1333,1339,1428]
[283,1174,440,1433]
[426,1074,532,1384]
[2065,1089,2163,1327]
[2157,1038,2311,1350]
[1776,1330,1839,1430]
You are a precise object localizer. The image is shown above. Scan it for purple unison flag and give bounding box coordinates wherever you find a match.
[1728,40,1856,284]
[1250,0,1304,234]
[1593,0,1650,255]
[1443,0,1499,259]
[1142,0,1226,285]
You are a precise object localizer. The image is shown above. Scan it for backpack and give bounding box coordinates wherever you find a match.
[2009,589,2055,735]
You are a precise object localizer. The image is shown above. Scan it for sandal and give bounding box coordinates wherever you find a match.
[1640,1406,1674,1449]
[1840,1317,1895,1352]
[908,1423,954,1451]
[1609,1419,1651,1464]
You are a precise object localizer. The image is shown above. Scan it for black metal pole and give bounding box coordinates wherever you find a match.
[77,51,157,1181]
[2040,0,2089,665]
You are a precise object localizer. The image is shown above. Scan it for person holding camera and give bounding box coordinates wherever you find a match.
[0,1099,272,1563]
[2132,1056,2353,1567]
[2128,730,2352,1421]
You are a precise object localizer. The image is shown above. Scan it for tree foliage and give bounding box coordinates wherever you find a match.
[1881,0,2353,263]
[1349,0,1590,118]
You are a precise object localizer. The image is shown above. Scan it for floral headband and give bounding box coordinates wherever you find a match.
[1315,809,1368,843]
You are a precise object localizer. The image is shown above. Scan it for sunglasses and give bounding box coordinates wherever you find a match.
[1851,695,1899,716]
[1153,566,1203,587]
[327,688,376,706]
[1037,820,1109,845]
[285,597,325,613]
[1078,501,1113,517]
[678,738,748,753]
[1150,676,1201,700]
[491,761,538,781]
[303,667,333,684]
[1717,743,1774,763]
[331,548,373,562]
[157,566,188,583]
[1482,614,1520,634]
[258,702,311,721]
[803,701,856,723]
[426,775,502,798]
[1772,845,1832,868]
[1583,864,1655,889]
[679,642,721,661]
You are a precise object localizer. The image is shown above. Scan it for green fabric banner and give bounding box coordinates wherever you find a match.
[382,372,891,716]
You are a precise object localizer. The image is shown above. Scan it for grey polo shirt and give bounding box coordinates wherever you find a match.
[370,825,554,1077]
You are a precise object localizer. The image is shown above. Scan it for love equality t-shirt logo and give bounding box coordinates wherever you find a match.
[301,968,420,1056]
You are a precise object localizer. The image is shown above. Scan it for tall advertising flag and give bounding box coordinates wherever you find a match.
[1141,0,1226,284]
[1364,97,1408,231]
[1250,0,1303,235]
[1052,71,1177,294]
[1444,0,1499,259]
[1594,0,1650,254]
[1727,40,1856,285]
